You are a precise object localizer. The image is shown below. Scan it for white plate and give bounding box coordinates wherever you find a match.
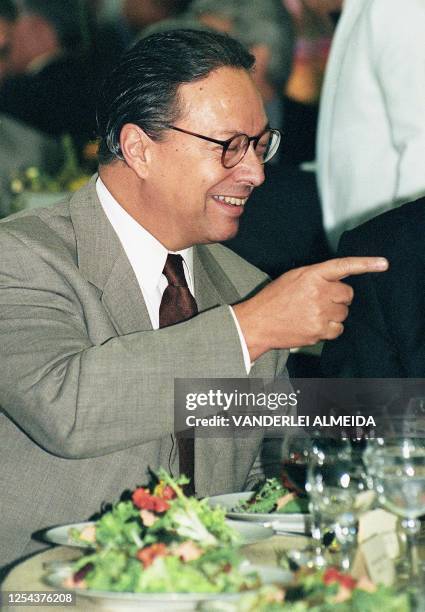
[43,519,273,548]
[208,492,310,534]
[44,562,291,611]
[43,522,95,547]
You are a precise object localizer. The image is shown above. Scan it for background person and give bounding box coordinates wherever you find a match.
[0,0,97,148]
[321,196,425,378]
[317,0,425,249]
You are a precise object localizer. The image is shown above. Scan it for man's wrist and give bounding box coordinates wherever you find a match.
[229,306,253,373]
[232,301,267,362]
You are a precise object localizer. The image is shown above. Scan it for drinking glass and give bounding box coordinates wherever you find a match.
[372,438,425,581]
[404,398,425,437]
[306,448,370,570]
[281,435,311,493]
[282,434,351,493]
[362,437,385,489]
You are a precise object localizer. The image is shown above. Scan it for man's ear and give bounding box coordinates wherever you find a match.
[119,123,151,179]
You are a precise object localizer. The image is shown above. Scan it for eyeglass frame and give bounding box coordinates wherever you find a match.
[166,124,281,168]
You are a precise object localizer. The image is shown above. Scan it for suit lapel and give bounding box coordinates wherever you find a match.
[69,175,152,335]
[101,258,152,334]
[193,244,241,311]
[194,244,279,377]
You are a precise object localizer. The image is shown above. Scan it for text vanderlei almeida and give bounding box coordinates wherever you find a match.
[184,389,376,428]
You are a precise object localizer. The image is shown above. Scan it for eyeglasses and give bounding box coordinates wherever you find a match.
[167,125,281,169]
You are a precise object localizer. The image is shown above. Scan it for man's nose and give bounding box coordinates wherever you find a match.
[235,144,265,187]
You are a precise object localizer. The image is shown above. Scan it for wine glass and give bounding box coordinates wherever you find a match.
[362,437,385,489]
[283,436,340,568]
[281,434,311,494]
[404,398,425,437]
[306,448,371,570]
[281,434,352,493]
[372,438,425,582]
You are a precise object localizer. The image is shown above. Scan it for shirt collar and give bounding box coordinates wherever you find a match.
[96,177,194,294]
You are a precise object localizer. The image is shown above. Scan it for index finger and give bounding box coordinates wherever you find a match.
[316,257,389,281]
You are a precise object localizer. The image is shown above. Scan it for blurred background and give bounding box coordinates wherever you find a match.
[0,0,342,217]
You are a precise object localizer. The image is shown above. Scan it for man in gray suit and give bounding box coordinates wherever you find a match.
[0,29,387,573]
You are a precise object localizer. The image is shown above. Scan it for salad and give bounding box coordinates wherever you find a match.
[201,567,411,611]
[237,478,309,514]
[61,470,260,594]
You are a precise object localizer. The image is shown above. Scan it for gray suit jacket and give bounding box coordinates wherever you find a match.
[0,176,288,569]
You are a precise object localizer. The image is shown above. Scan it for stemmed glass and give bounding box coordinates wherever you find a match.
[371,438,425,582]
[306,442,371,570]
[362,437,385,490]
[404,398,425,437]
[281,434,312,494]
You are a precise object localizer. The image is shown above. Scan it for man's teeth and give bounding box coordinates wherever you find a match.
[215,195,247,206]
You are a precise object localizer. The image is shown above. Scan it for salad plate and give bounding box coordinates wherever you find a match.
[208,492,311,534]
[41,470,290,607]
[43,519,273,548]
[43,522,95,548]
[44,562,291,611]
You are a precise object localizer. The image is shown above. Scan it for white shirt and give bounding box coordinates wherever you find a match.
[317,0,425,250]
[96,177,251,369]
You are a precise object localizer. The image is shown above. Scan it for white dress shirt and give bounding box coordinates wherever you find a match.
[317,0,425,250]
[96,177,251,370]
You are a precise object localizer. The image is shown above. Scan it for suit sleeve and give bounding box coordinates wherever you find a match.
[0,228,283,459]
[371,0,425,202]
[321,228,425,378]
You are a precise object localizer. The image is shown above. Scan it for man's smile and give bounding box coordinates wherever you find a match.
[211,195,249,207]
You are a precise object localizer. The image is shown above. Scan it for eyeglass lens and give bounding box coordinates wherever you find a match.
[223,130,280,168]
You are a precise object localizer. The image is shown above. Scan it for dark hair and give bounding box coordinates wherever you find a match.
[0,0,17,21]
[96,28,255,164]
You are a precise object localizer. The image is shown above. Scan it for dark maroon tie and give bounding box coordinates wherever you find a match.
[159,254,198,328]
[159,254,197,494]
